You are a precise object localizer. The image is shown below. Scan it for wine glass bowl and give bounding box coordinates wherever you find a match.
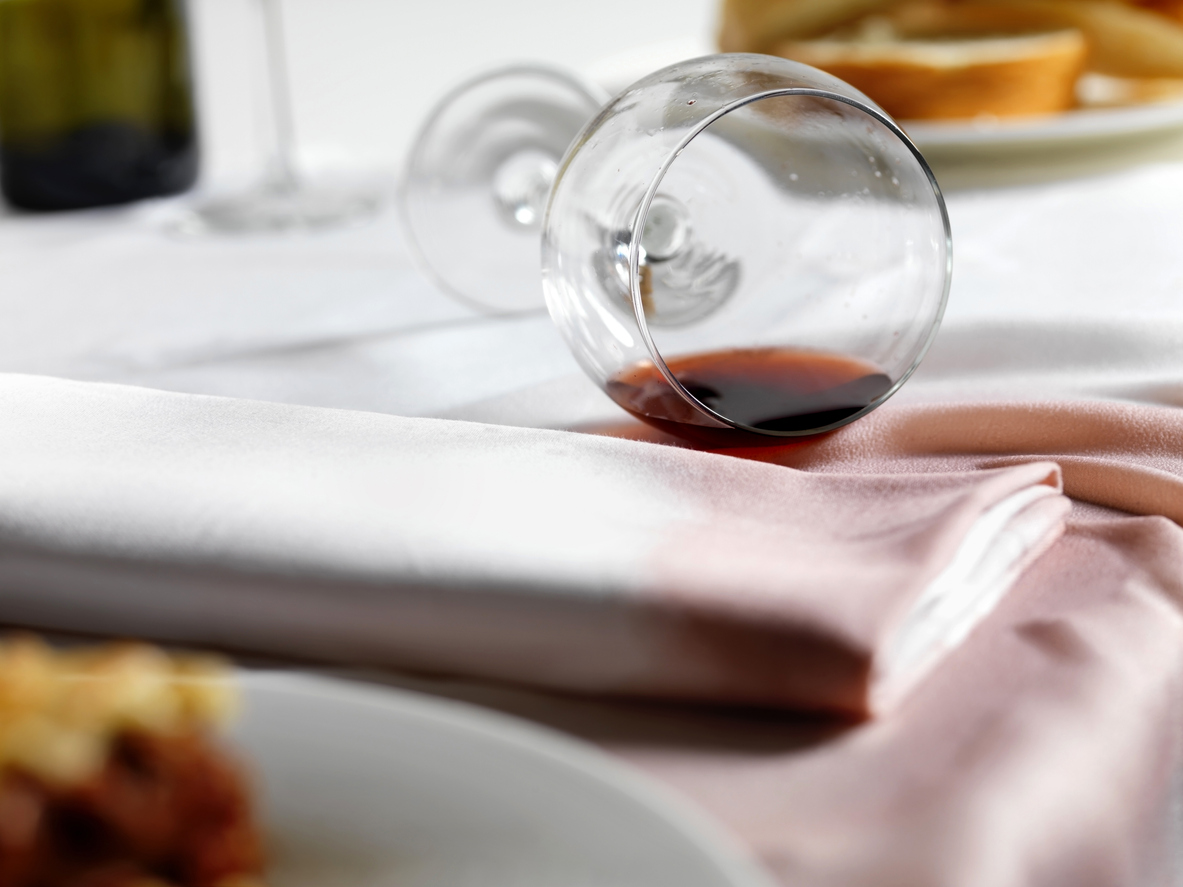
[542,54,952,445]
[400,65,606,314]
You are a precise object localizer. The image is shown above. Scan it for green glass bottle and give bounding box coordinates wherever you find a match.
[0,0,198,211]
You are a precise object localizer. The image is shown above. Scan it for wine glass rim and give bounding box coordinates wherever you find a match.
[626,80,953,438]
[397,63,608,316]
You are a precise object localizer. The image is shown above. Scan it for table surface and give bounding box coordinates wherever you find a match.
[5,139,1183,426]
[6,0,1183,431]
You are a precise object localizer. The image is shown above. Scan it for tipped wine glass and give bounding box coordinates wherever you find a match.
[175,0,382,234]
[405,54,952,444]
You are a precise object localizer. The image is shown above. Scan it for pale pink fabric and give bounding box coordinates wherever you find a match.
[556,398,1183,886]
[405,516,1183,887]
[620,520,1183,887]
[7,377,1181,884]
[598,399,1183,520]
[0,375,1066,718]
[405,395,1183,884]
[631,463,1067,715]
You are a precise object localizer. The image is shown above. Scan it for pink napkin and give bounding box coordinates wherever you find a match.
[408,398,1183,887]
[617,517,1183,887]
[407,512,1183,887]
[601,399,1183,520]
[0,374,1066,718]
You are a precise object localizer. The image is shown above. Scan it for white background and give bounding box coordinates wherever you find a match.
[188,0,717,183]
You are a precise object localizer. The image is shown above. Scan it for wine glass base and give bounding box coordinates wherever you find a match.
[171,184,383,235]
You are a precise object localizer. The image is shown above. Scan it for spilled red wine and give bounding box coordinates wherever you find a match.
[607,347,893,445]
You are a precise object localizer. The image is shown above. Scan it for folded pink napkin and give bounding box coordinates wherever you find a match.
[622,518,1183,887]
[0,374,1067,717]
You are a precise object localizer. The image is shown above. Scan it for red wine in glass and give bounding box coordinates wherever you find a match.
[607,347,893,446]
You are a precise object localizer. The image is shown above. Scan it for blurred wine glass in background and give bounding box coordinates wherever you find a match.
[399,65,606,314]
[174,0,716,231]
[174,0,382,234]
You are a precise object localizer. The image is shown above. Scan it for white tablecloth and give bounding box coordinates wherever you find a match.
[3,0,1178,430]
[5,139,1183,428]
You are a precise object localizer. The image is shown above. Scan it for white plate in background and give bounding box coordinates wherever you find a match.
[903,98,1183,152]
[231,672,776,887]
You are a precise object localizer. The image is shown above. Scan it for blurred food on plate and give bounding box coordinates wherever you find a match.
[0,637,265,887]
[718,0,1183,119]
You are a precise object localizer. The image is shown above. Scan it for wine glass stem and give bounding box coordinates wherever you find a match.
[259,0,298,193]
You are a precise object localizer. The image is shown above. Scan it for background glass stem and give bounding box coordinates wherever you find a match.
[259,0,299,193]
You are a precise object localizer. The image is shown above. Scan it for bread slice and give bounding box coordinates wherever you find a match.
[973,0,1183,78]
[1077,71,1183,106]
[776,27,1088,119]
[1129,0,1183,25]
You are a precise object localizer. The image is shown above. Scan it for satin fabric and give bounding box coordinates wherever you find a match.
[0,373,1066,717]
[384,515,1183,887]
[581,398,1183,886]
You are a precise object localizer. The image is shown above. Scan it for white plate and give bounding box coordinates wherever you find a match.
[231,672,776,887]
[903,99,1183,151]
